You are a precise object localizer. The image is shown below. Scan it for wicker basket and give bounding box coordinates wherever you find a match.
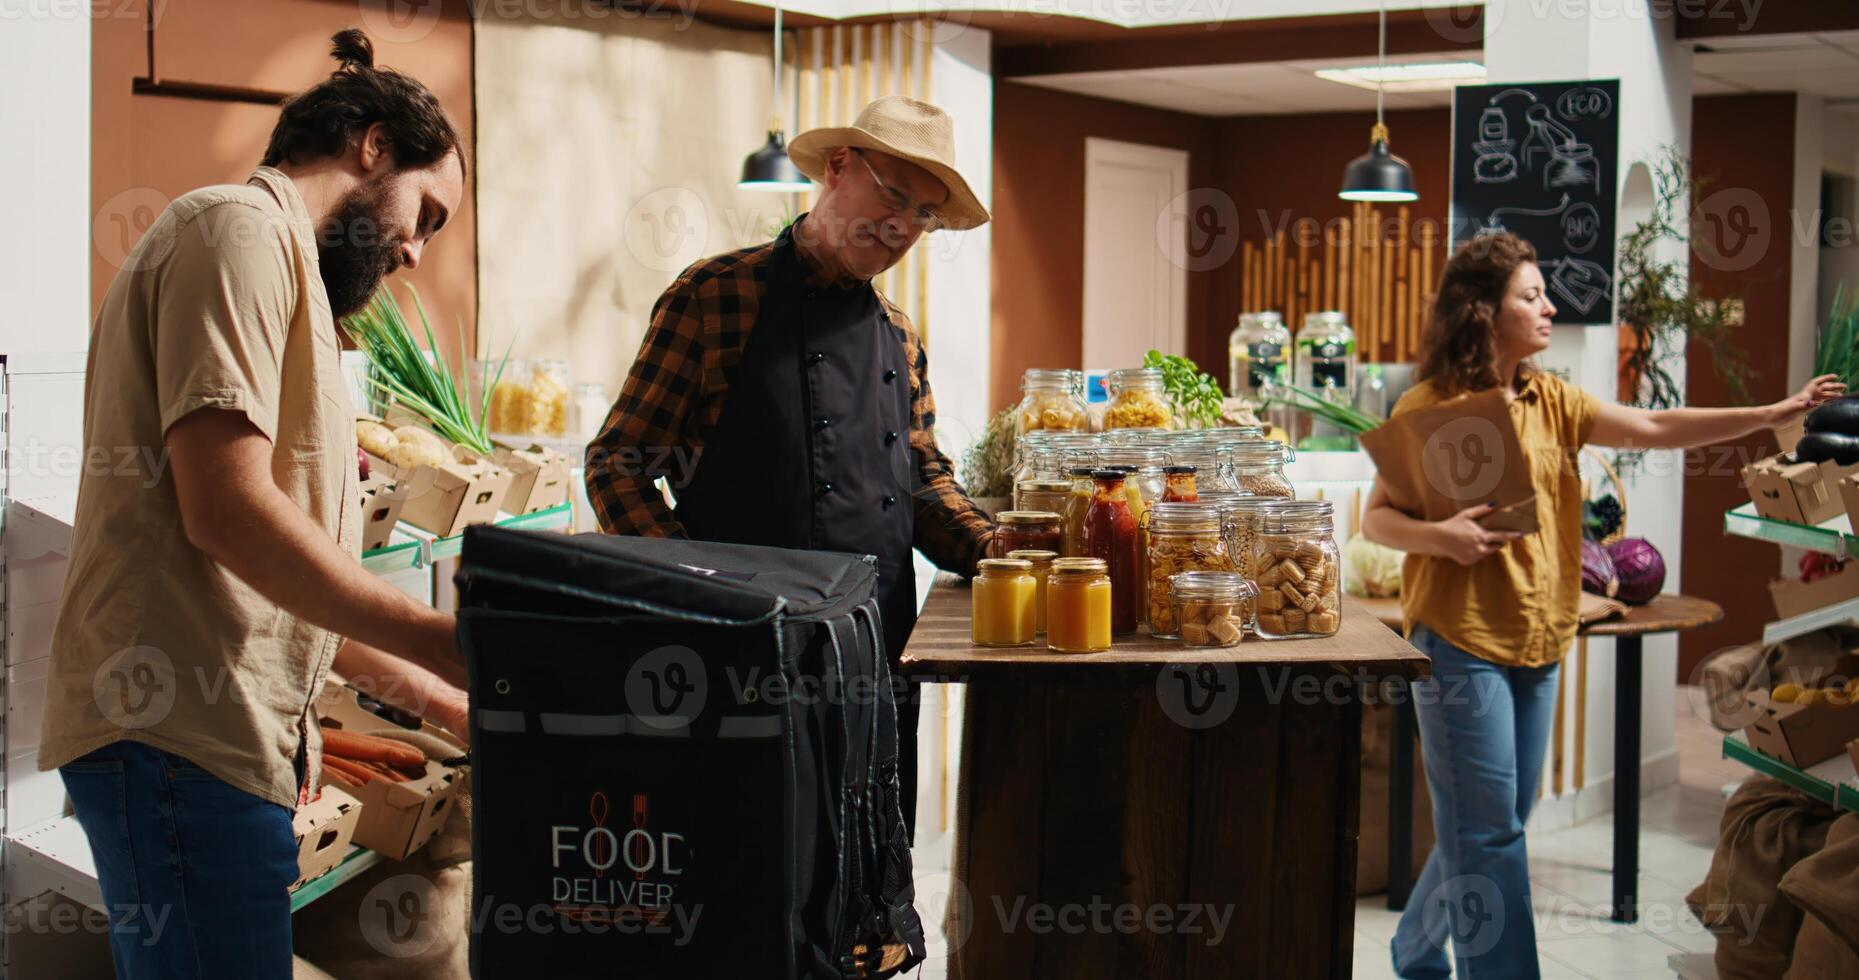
[1580,447,1628,545]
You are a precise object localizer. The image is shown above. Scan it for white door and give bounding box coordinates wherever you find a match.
[1083,138,1190,369]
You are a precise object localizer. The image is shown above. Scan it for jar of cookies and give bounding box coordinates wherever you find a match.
[1103,368,1176,431]
[1253,500,1341,639]
[1016,369,1093,438]
[1171,572,1258,648]
[1145,503,1237,638]
[1226,496,1287,579]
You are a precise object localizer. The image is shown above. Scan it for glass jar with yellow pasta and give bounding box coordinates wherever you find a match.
[1103,368,1176,431]
[1144,503,1237,638]
[1015,369,1093,438]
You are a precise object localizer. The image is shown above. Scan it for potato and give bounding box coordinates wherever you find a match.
[356,419,399,459]
[388,425,450,470]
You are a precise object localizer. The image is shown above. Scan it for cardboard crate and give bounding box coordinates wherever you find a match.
[495,443,572,515]
[292,784,361,889]
[1743,454,1859,525]
[346,759,461,860]
[1848,737,1859,781]
[1745,691,1859,767]
[1771,561,1859,620]
[395,450,513,538]
[357,476,406,552]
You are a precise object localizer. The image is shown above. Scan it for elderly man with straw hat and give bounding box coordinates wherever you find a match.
[586,96,995,835]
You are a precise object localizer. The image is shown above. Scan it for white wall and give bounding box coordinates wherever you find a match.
[1794,95,1825,392]
[924,26,994,464]
[0,8,91,356]
[1487,2,1691,814]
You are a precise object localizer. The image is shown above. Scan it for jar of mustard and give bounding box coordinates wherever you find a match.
[972,558,1037,647]
[1047,557,1112,653]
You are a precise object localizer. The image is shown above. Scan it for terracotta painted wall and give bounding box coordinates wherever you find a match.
[1678,94,1799,679]
[990,88,1450,413]
[92,0,478,356]
[990,81,1217,414]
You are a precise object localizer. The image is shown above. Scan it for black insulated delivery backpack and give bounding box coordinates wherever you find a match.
[454,527,926,979]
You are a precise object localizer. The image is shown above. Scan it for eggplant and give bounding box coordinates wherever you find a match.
[1805,397,1859,436]
[1794,430,1859,466]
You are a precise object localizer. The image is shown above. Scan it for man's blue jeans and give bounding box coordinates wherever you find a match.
[61,741,298,979]
[1392,625,1561,980]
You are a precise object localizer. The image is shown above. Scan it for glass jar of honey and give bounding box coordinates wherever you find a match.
[1006,549,1057,635]
[989,511,1063,559]
[1047,557,1112,653]
[972,558,1037,647]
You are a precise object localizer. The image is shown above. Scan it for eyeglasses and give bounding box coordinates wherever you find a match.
[853,149,944,233]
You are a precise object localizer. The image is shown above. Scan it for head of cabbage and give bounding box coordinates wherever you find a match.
[1343,533,1404,598]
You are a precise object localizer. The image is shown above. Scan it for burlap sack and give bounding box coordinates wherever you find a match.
[1686,777,1841,979]
[1781,812,1859,966]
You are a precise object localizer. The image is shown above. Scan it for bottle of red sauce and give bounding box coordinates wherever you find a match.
[1081,469,1141,634]
[1162,465,1199,503]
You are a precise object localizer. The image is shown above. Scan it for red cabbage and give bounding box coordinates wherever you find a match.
[1607,537,1666,605]
[1582,539,1619,598]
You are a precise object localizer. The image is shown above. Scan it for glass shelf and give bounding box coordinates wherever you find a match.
[289,846,384,912]
[1721,733,1859,814]
[1723,502,1857,557]
[359,502,573,574]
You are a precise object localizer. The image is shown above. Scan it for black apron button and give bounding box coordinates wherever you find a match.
[885,431,899,444]
[884,370,898,382]
[816,482,834,498]
[810,351,826,364]
[884,495,898,507]
[814,417,831,429]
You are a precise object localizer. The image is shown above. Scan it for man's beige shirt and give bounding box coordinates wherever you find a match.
[41,167,359,808]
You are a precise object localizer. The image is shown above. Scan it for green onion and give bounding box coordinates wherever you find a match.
[1265,383,1381,434]
[340,285,509,457]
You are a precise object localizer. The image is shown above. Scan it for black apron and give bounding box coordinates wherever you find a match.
[671,228,924,831]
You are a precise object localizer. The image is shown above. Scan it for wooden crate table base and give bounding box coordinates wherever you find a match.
[902,575,1427,979]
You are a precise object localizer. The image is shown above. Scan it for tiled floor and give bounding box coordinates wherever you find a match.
[911,686,1744,979]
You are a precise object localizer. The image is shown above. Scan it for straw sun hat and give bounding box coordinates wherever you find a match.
[787,95,991,231]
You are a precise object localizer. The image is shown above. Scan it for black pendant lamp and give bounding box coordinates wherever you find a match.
[739,0,813,193]
[1339,0,1418,203]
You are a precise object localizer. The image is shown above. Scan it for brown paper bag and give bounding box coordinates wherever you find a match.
[1359,387,1540,535]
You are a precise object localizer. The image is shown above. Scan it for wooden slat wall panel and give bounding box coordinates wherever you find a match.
[1241,205,1441,363]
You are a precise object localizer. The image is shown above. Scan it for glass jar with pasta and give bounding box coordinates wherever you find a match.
[1253,500,1341,639]
[1103,368,1176,431]
[1145,503,1237,638]
[527,359,572,438]
[1015,369,1093,437]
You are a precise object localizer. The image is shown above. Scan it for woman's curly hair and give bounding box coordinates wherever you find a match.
[262,29,464,178]
[1415,232,1538,396]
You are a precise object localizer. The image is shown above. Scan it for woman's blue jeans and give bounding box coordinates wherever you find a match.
[1392,625,1561,980]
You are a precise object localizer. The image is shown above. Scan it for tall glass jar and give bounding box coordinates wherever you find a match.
[528,358,572,438]
[1081,470,1142,635]
[1103,368,1176,431]
[1172,572,1258,647]
[1296,312,1358,401]
[1196,489,1251,567]
[1060,466,1096,557]
[972,559,1038,647]
[1015,431,1100,487]
[487,357,531,435]
[1007,549,1058,635]
[1228,496,1287,579]
[573,382,611,444]
[1230,441,1297,498]
[1016,368,1093,437]
[1253,500,1342,639]
[989,511,1063,559]
[1015,479,1073,515]
[1048,558,1112,653]
[1228,311,1292,397]
[1099,447,1168,523]
[1145,503,1237,638]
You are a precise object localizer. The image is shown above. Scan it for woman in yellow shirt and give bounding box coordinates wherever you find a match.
[1365,232,1840,980]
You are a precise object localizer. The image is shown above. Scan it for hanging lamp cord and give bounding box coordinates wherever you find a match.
[1373,0,1388,143]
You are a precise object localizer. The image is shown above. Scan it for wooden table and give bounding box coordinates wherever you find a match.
[901,575,1429,979]
[1358,594,1723,924]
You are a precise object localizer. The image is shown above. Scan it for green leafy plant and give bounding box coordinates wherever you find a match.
[960,407,1018,499]
[341,285,509,456]
[1265,383,1381,435]
[1618,147,1755,413]
[1142,350,1226,429]
[1815,283,1859,389]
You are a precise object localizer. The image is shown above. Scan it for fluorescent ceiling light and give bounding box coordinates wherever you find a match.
[1315,61,1487,93]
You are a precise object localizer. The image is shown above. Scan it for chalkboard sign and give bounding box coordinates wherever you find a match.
[1450,79,1620,325]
